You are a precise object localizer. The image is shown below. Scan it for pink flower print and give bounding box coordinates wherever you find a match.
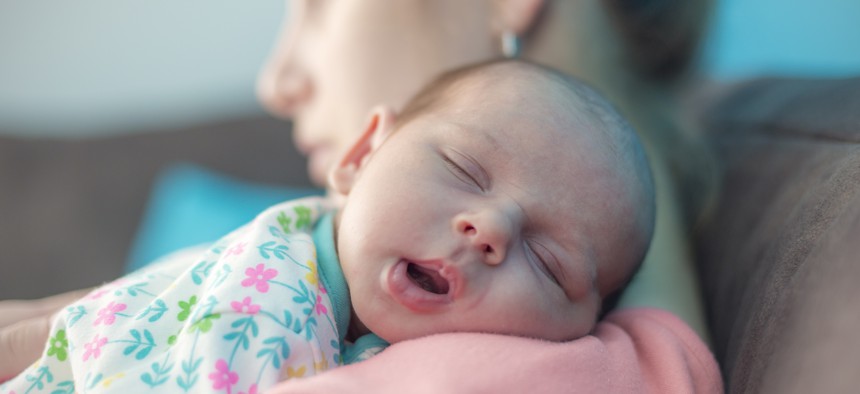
[242,264,277,293]
[315,294,327,316]
[94,301,127,326]
[318,282,327,295]
[83,334,108,361]
[209,359,239,391]
[88,288,110,299]
[225,242,247,257]
[239,384,258,394]
[231,297,260,315]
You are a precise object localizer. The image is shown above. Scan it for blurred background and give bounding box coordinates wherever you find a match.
[0,0,282,137]
[1,0,859,298]
[2,0,859,138]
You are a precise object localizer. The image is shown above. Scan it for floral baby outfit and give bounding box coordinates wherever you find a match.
[2,196,384,394]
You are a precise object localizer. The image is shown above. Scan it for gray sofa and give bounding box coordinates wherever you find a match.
[696,77,860,393]
[1,77,859,392]
[0,118,312,299]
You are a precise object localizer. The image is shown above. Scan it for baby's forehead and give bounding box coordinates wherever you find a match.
[456,65,588,110]
[439,74,612,156]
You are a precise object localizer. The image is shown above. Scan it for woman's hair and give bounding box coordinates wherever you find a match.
[599,0,718,225]
[603,0,714,83]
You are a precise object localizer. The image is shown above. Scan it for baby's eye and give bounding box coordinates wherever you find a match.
[443,155,483,190]
[526,241,561,287]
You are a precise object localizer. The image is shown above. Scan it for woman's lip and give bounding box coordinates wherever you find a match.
[385,259,461,312]
[292,132,317,156]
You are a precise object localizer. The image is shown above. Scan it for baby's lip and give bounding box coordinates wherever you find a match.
[385,259,462,312]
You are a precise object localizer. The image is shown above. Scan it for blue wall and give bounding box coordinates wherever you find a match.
[702,0,860,79]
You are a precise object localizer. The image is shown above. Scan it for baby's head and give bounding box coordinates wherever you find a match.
[328,60,655,343]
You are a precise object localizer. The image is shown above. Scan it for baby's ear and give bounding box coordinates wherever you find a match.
[328,106,397,196]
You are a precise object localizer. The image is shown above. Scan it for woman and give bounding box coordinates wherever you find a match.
[2,0,719,390]
[256,1,718,392]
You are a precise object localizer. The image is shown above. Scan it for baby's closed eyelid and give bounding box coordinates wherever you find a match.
[526,240,561,286]
[440,150,486,191]
[443,147,490,190]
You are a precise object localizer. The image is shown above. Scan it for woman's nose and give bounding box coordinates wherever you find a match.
[454,210,515,266]
[257,59,313,118]
[256,10,312,118]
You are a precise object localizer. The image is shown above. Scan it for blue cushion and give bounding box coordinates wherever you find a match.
[702,0,860,78]
[125,163,322,272]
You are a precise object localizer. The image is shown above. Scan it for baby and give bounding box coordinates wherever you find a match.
[2,60,654,393]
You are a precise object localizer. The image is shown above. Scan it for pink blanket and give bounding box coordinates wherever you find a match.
[267,307,721,393]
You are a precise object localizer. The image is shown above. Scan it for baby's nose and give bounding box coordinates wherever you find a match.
[454,211,513,266]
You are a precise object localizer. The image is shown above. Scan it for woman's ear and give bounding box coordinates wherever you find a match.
[492,0,545,35]
[328,106,397,196]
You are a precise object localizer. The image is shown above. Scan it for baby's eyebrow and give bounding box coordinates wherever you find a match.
[474,128,502,151]
[445,119,503,151]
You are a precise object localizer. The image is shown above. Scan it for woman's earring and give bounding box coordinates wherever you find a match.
[501,30,521,58]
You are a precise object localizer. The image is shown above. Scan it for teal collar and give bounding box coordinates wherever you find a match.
[312,212,350,342]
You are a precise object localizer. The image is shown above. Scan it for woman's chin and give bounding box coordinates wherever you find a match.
[308,149,334,185]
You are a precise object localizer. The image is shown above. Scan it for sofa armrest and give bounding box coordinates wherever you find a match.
[696,77,860,393]
[0,116,310,299]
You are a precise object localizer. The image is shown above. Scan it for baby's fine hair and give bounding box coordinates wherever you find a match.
[397,59,656,318]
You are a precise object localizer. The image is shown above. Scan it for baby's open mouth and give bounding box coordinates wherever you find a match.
[406,262,450,295]
[386,259,459,311]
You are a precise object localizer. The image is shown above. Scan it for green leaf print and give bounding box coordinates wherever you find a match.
[257,336,291,370]
[291,280,311,304]
[177,333,203,392]
[225,316,259,351]
[259,309,295,331]
[66,305,87,328]
[294,205,312,230]
[189,313,221,334]
[122,329,157,360]
[269,225,292,243]
[137,299,168,323]
[210,264,232,289]
[140,356,173,388]
[177,296,198,322]
[51,380,75,394]
[25,366,54,391]
[330,339,343,366]
[277,212,293,234]
[191,260,216,285]
[304,317,318,341]
[85,372,103,391]
[258,241,290,260]
[125,282,151,297]
[47,329,69,361]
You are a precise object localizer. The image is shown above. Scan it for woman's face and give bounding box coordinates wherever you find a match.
[257,0,501,185]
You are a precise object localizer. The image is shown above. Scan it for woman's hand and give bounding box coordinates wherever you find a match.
[0,315,53,381]
[0,288,91,381]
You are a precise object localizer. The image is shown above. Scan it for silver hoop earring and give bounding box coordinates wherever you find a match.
[501,30,521,58]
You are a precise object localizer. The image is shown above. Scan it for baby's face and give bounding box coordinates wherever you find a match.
[333,79,627,343]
